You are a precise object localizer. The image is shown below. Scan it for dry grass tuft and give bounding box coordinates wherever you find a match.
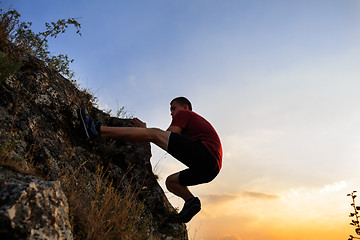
[60,164,157,240]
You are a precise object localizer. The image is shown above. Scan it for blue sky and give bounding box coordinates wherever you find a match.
[3,0,360,239]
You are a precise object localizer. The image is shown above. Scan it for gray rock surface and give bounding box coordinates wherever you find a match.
[0,168,73,240]
[0,48,188,239]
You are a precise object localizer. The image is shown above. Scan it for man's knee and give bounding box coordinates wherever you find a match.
[148,128,165,139]
[166,173,180,190]
[148,128,170,151]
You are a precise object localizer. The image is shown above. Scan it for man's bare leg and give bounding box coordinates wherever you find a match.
[166,173,201,223]
[101,126,194,199]
[100,126,170,151]
[166,172,194,201]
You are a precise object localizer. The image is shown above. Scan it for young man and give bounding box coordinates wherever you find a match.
[80,97,222,223]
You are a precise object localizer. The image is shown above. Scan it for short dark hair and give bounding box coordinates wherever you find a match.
[170,97,192,111]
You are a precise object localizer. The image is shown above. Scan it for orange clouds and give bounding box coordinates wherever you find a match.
[200,193,238,205]
[218,234,243,240]
[187,181,355,240]
[241,191,279,200]
[200,191,279,206]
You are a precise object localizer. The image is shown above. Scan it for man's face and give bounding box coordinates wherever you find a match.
[170,101,188,117]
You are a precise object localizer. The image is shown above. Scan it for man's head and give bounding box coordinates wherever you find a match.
[170,97,192,117]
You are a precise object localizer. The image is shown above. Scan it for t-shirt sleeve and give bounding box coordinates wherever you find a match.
[170,110,190,129]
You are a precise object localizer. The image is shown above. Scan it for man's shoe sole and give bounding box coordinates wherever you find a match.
[174,204,201,223]
[79,108,91,140]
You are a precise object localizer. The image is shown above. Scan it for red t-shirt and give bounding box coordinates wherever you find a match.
[170,110,222,170]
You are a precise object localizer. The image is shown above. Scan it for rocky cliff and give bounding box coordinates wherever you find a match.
[0,50,188,239]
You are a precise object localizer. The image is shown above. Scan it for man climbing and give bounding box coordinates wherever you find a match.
[80,97,222,223]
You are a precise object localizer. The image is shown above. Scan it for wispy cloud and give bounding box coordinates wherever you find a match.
[200,193,238,205]
[201,191,279,205]
[241,191,280,200]
[318,180,347,194]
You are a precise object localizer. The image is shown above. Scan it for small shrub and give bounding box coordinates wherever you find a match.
[0,52,21,84]
[0,8,81,79]
[347,191,360,240]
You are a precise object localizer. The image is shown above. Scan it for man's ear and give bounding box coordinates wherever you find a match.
[184,105,189,110]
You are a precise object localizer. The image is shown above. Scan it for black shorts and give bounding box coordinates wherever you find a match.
[167,132,219,186]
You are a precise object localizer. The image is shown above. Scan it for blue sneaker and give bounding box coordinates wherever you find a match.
[79,107,101,140]
[175,197,201,223]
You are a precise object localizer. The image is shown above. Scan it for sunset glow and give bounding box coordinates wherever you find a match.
[5,0,360,239]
